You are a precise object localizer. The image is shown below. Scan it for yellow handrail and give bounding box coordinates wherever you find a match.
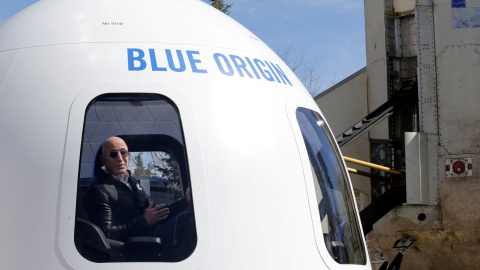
[347,167,393,182]
[344,156,404,177]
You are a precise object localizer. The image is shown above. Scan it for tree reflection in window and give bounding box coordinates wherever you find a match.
[129,151,184,201]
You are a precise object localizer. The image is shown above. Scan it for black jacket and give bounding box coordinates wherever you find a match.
[83,170,187,241]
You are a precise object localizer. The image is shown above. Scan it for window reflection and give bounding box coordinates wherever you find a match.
[296,108,366,265]
[128,151,185,204]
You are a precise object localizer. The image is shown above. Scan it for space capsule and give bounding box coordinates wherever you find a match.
[0,0,369,268]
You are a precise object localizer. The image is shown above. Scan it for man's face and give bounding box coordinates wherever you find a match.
[100,137,130,177]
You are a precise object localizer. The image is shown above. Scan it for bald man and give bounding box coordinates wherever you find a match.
[83,136,191,243]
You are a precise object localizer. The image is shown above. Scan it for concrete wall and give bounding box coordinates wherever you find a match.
[315,68,371,198]
[364,0,390,140]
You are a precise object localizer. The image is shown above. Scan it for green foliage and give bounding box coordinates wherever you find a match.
[130,151,183,199]
[133,152,150,177]
[154,154,183,199]
[209,0,233,15]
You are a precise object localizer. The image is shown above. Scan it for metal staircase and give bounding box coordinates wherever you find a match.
[335,93,414,148]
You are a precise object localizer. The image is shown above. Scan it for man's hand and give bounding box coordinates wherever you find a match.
[143,202,170,226]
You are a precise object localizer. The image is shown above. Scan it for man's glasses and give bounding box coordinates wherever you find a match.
[107,149,129,159]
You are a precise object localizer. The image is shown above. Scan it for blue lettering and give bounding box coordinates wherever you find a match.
[265,62,281,83]
[229,55,253,78]
[271,63,292,86]
[254,59,275,82]
[186,50,207,73]
[166,49,186,72]
[214,53,234,76]
[127,48,147,71]
[149,49,167,71]
[128,49,290,87]
[245,57,261,79]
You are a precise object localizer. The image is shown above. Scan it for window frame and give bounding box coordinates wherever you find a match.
[296,107,367,265]
[285,97,370,270]
[75,93,196,262]
[58,83,211,269]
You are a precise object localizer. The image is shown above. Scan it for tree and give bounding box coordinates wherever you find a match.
[153,152,183,199]
[300,60,323,96]
[277,43,323,96]
[209,0,233,15]
[130,151,184,199]
[132,152,150,177]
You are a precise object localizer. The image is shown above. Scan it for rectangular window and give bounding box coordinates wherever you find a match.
[74,94,196,263]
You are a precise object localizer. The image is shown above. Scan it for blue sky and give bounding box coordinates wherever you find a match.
[0,0,366,96]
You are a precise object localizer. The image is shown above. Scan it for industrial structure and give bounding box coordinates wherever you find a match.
[316,0,480,268]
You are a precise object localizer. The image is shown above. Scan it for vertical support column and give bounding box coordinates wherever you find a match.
[416,0,438,135]
[405,132,429,204]
[415,0,439,206]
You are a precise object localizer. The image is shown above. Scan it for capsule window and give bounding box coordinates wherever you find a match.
[296,108,366,265]
[74,94,196,262]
